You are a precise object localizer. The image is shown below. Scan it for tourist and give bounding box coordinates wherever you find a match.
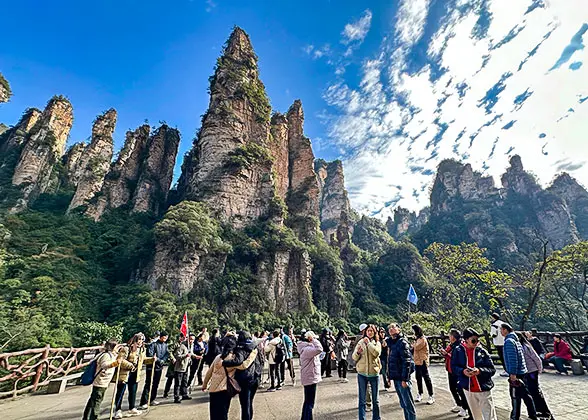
[501,323,537,420]
[188,333,207,387]
[222,330,259,420]
[113,333,155,419]
[264,330,283,391]
[201,327,210,343]
[202,334,239,420]
[545,333,573,375]
[172,334,192,403]
[439,329,469,418]
[451,328,497,420]
[354,324,382,420]
[280,326,296,386]
[525,331,546,360]
[412,324,434,404]
[387,322,416,420]
[378,327,391,391]
[335,330,350,383]
[319,328,335,378]
[82,339,124,420]
[204,328,222,367]
[139,331,169,408]
[353,324,372,411]
[490,313,508,377]
[162,342,176,399]
[297,330,324,420]
[254,331,268,389]
[518,332,553,419]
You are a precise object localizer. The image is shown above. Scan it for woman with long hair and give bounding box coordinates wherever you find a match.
[335,330,350,383]
[517,332,553,420]
[352,324,382,420]
[412,324,435,404]
[378,327,391,391]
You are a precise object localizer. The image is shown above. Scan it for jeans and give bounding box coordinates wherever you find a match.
[127,371,139,410]
[269,363,281,388]
[550,356,568,374]
[338,359,348,379]
[509,374,537,420]
[415,364,433,396]
[301,384,317,420]
[140,368,163,405]
[448,372,468,410]
[358,374,380,420]
[174,371,188,400]
[83,386,107,420]
[209,390,231,420]
[114,381,127,411]
[526,371,551,417]
[238,381,258,420]
[393,379,416,420]
[464,389,497,420]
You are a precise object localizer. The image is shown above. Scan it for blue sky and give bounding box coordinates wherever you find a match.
[2,1,588,218]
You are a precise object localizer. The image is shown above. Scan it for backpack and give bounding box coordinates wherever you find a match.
[81,352,105,386]
[274,340,285,365]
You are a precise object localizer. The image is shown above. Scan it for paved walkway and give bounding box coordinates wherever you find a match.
[1,363,586,419]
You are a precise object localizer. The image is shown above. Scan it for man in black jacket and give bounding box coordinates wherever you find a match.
[386,323,416,420]
[223,331,259,420]
[139,331,169,409]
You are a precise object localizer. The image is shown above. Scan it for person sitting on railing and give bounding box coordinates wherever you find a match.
[545,334,573,375]
[82,339,124,420]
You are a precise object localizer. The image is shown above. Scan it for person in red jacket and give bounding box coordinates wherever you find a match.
[545,334,573,375]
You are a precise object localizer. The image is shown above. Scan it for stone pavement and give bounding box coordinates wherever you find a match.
[0,362,586,420]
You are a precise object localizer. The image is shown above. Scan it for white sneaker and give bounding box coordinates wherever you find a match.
[451,405,461,413]
[415,394,422,402]
[500,371,509,377]
[427,396,435,405]
[114,410,123,419]
[458,408,468,417]
[128,408,142,416]
[139,404,148,410]
[151,400,160,406]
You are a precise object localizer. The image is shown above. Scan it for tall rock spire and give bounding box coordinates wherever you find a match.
[315,159,351,243]
[177,26,274,226]
[0,108,42,158]
[67,109,117,212]
[11,96,73,211]
[0,72,11,103]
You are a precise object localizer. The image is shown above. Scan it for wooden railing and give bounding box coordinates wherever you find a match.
[0,345,101,398]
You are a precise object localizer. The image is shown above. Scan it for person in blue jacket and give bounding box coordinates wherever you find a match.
[501,323,537,420]
[386,322,416,420]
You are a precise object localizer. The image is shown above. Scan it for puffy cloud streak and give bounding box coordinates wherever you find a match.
[342,10,373,45]
[321,0,588,219]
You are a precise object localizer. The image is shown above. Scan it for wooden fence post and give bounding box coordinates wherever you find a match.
[32,345,50,392]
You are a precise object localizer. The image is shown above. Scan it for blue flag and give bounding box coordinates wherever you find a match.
[407,284,418,305]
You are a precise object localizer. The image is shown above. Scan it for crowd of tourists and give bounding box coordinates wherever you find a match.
[81,312,579,420]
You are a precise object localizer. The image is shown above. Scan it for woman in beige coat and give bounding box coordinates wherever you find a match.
[412,324,434,404]
[352,324,382,420]
[203,334,257,420]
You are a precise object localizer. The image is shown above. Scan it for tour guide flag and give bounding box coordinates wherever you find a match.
[180,311,189,337]
[407,284,418,305]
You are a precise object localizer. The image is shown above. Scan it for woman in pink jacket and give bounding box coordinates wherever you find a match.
[297,331,324,420]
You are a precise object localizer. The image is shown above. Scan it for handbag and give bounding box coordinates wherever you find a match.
[224,366,241,398]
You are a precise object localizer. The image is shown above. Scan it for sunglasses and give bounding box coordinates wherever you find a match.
[469,338,479,344]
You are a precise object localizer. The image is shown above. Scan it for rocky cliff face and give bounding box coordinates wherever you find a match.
[0,108,42,159]
[315,159,351,243]
[11,96,73,211]
[85,125,150,220]
[386,207,430,239]
[269,113,289,201]
[67,109,117,212]
[0,73,11,103]
[131,125,180,215]
[548,173,588,238]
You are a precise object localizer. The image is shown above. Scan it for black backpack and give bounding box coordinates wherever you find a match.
[274,339,285,364]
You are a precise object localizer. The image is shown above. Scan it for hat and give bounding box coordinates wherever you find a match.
[304,330,317,340]
[359,323,368,332]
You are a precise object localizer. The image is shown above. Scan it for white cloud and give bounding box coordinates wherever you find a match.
[321,0,588,217]
[205,0,216,12]
[342,10,373,45]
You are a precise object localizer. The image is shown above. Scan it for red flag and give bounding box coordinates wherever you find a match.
[180,311,188,338]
